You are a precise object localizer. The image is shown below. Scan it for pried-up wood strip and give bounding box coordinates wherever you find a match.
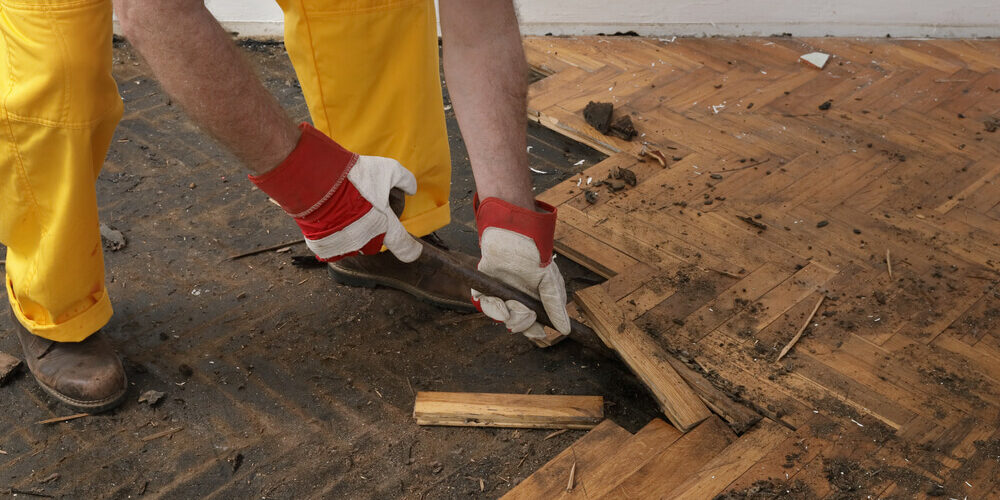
[576,286,711,432]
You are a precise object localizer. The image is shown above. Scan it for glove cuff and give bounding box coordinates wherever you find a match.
[474,195,557,266]
[248,122,359,218]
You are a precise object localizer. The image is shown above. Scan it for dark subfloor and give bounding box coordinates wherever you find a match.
[0,41,661,499]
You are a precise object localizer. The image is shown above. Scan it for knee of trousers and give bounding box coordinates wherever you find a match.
[1,0,122,126]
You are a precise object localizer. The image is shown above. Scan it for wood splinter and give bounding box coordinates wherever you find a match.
[886,249,893,280]
[566,461,577,492]
[776,295,826,362]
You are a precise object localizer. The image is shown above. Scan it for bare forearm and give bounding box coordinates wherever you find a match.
[116,1,298,174]
[440,0,535,210]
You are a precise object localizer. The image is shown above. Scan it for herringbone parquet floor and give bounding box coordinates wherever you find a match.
[527,36,1000,498]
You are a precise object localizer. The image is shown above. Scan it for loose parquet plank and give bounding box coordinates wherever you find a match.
[554,222,638,278]
[677,262,795,341]
[501,420,632,500]
[551,418,682,499]
[664,418,792,499]
[719,415,837,494]
[576,286,712,431]
[599,416,736,500]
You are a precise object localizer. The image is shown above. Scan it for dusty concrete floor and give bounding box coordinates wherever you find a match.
[0,41,661,499]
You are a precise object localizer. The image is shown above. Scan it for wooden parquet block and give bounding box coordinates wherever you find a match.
[529,35,1000,495]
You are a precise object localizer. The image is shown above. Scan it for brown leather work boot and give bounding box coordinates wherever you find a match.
[11,309,127,413]
[327,233,478,312]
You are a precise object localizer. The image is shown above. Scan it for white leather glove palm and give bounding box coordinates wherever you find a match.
[472,197,571,340]
[249,123,421,263]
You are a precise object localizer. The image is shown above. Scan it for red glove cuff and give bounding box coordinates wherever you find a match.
[248,123,379,262]
[248,123,358,217]
[473,195,557,266]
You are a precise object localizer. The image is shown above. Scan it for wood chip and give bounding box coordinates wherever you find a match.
[776,295,826,361]
[36,413,90,425]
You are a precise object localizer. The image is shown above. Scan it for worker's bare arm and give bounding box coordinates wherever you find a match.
[439,0,536,211]
[115,0,299,174]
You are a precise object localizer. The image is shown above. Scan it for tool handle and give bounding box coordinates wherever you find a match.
[390,189,611,357]
[417,239,610,356]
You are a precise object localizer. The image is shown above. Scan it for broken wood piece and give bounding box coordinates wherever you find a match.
[638,144,667,167]
[544,428,569,440]
[413,392,604,429]
[575,286,711,431]
[36,413,90,425]
[0,351,22,385]
[228,238,305,260]
[660,355,762,434]
[566,462,577,492]
[776,294,826,362]
[608,115,637,141]
[531,326,569,348]
[800,52,830,69]
[140,426,184,442]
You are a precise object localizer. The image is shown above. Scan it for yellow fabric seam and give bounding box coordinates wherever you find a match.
[296,0,332,131]
[5,106,120,129]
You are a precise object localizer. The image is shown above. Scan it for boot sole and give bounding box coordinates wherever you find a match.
[31,373,128,414]
[328,264,476,313]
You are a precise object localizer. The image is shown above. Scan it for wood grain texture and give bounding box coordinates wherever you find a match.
[666,419,792,499]
[551,419,683,499]
[502,420,631,499]
[575,286,711,431]
[599,416,737,500]
[413,392,603,429]
[527,35,1000,493]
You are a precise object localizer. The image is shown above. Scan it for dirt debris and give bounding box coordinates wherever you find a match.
[715,479,814,499]
[582,101,637,140]
[99,223,126,251]
[138,389,166,406]
[984,116,1000,133]
[583,101,614,133]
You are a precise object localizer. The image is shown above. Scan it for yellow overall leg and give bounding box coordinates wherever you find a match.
[0,0,122,342]
[276,0,452,237]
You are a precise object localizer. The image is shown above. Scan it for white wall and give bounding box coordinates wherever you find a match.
[192,0,999,38]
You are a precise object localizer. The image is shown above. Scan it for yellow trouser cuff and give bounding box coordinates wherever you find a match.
[6,278,112,342]
[401,201,451,239]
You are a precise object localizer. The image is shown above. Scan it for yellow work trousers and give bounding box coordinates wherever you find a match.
[277,0,452,235]
[0,0,451,342]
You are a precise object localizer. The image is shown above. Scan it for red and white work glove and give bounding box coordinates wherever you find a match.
[472,196,572,340]
[249,123,421,263]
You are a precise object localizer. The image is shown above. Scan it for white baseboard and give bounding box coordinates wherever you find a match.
[113,20,998,40]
